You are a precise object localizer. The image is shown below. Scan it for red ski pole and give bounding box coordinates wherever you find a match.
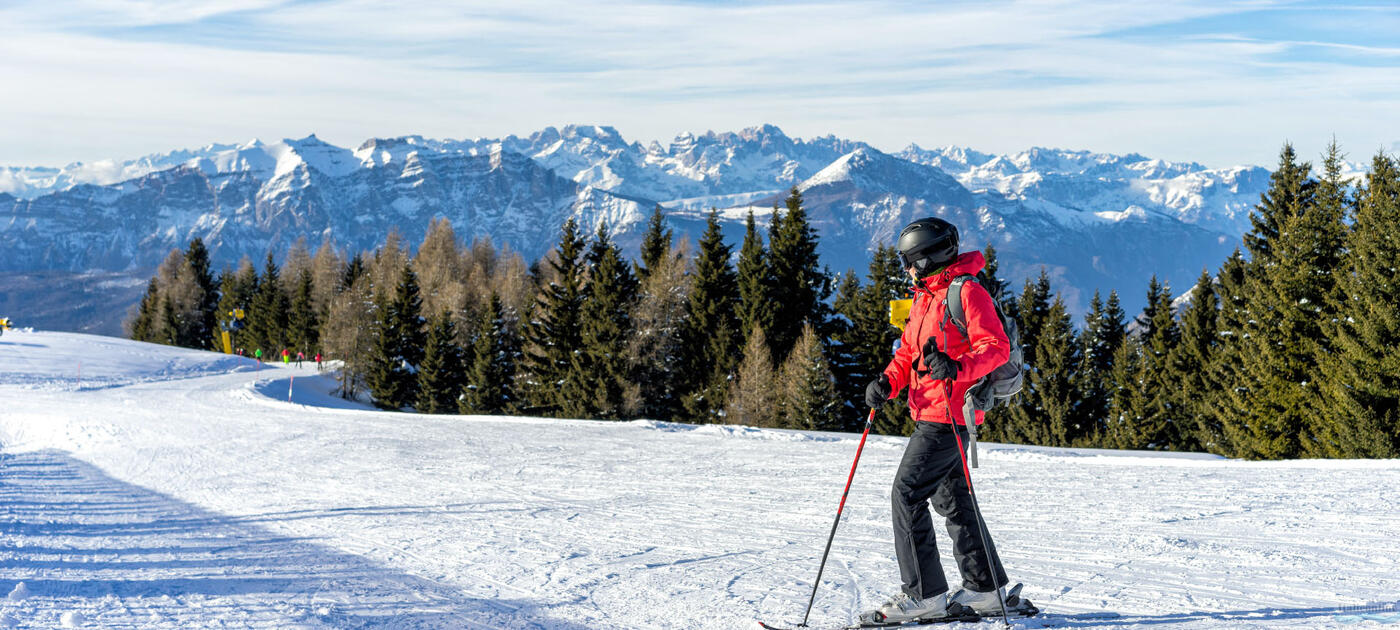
[797,408,876,627]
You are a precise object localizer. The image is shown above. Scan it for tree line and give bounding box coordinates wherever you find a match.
[129,143,1400,459]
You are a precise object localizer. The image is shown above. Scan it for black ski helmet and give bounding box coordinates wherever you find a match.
[896,217,959,276]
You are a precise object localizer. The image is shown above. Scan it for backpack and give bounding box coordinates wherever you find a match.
[943,274,1024,411]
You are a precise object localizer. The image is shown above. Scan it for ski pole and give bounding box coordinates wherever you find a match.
[947,380,1010,626]
[798,408,876,628]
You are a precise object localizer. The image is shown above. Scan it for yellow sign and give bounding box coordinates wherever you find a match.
[220,330,233,354]
[232,308,246,320]
[888,299,913,331]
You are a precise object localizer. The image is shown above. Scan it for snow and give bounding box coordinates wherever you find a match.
[2,330,1400,629]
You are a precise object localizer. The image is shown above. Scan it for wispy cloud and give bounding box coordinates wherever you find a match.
[1,0,1396,168]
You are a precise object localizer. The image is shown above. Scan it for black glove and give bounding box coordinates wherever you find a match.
[920,337,960,380]
[865,375,892,409]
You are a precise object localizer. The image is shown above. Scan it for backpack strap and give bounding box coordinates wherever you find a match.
[943,274,976,340]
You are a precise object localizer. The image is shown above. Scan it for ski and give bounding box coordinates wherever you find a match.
[758,585,1043,630]
[757,609,980,630]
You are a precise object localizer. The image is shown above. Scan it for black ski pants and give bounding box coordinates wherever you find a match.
[892,421,1007,599]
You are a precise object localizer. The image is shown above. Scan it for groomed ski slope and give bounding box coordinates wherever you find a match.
[1,330,1398,629]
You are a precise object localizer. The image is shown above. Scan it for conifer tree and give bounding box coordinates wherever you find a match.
[1169,269,1222,452]
[833,245,908,434]
[520,219,588,417]
[1210,249,1250,456]
[1015,269,1053,369]
[287,269,319,355]
[766,188,830,361]
[366,264,426,410]
[1105,336,1145,449]
[680,211,741,422]
[416,310,467,414]
[579,226,639,419]
[1245,143,1315,269]
[158,295,179,346]
[778,323,843,431]
[245,254,290,356]
[725,325,780,428]
[1074,290,1114,441]
[461,294,519,414]
[184,238,219,349]
[1031,297,1082,446]
[998,270,1052,443]
[129,279,159,342]
[1319,151,1400,457]
[980,244,1013,310]
[626,240,690,421]
[1226,142,1345,458]
[1111,277,1182,450]
[736,209,776,354]
[829,270,866,422]
[636,205,673,281]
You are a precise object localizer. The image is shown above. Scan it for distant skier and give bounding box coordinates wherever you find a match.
[860,217,1017,623]
[296,351,305,367]
[281,349,290,365]
[254,348,263,363]
[315,352,323,371]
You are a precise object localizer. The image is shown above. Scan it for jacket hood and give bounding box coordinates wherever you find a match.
[916,250,986,293]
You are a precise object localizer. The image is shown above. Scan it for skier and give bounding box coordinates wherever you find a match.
[860,217,1014,624]
[255,348,263,363]
[281,348,290,365]
[296,351,305,367]
[315,352,323,371]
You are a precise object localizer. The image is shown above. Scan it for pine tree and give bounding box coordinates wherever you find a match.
[1319,151,1400,457]
[366,264,426,410]
[128,279,159,342]
[578,226,639,419]
[777,324,843,431]
[1245,143,1315,269]
[980,244,1013,310]
[287,268,319,355]
[1211,250,1250,457]
[1016,270,1053,368]
[1140,277,1183,449]
[245,254,290,357]
[1169,269,1222,452]
[636,205,674,281]
[833,245,908,435]
[520,219,588,417]
[1226,142,1345,459]
[1032,297,1082,446]
[461,294,519,414]
[184,238,219,349]
[766,188,830,361]
[1074,290,1113,442]
[416,310,467,414]
[999,270,1053,443]
[736,209,776,354]
[679,210,741,422]
[725,325,780,428]
[1105,335,1145,449]
[626,240,690,421]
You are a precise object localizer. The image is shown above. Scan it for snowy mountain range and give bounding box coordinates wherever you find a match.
[1,125,1282,332]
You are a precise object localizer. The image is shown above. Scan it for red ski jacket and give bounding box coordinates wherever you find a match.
[882,250,1011,426]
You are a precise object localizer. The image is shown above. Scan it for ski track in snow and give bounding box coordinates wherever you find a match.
[2,330,1399,629]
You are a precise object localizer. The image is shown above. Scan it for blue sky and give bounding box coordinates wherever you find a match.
[1,0,1396,168]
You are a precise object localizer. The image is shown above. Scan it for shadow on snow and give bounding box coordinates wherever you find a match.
[0,449,595,629]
